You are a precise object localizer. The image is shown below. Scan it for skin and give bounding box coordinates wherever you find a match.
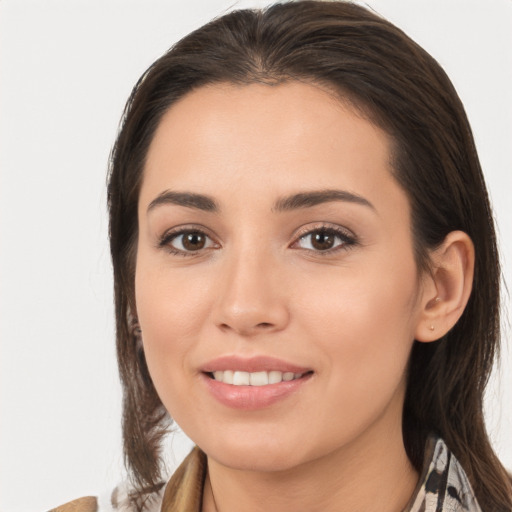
[135,82,473,511]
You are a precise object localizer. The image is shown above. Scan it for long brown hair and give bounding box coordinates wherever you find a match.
[107,1,512,510]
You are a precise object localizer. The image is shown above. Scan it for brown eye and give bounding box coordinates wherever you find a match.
[163,229,216,254]
[181,232,206,250]
[310,231,336,250]
[295,227,355,253]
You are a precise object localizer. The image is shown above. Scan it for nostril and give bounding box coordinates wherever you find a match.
[257,322,273,328]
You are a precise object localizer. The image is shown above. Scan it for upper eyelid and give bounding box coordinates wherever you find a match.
[160,224,215,240]
[159,222,353,237]
[292,222,355,240]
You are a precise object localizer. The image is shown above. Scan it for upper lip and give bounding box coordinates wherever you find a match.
[201,355,312,374]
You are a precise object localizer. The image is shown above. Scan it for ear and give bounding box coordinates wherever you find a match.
[415,230,475,342]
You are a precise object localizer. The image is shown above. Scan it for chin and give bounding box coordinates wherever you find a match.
[210,446,305,473]
[198,431,310,472]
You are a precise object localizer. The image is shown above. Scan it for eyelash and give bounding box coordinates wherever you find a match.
[158,226,217,257]
[158,224,358,257]
[292,224,357,254]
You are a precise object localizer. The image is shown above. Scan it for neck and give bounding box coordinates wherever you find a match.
[202,423,418,512]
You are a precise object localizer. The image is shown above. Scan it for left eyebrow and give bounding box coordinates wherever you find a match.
[272,189,375,212]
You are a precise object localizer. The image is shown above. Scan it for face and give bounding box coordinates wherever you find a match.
[135,82,426,472]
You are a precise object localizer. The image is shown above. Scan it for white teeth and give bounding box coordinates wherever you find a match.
[211,370,306,386]
[268,370,282,384]
[249,371,269,386]
[233,371,250,385]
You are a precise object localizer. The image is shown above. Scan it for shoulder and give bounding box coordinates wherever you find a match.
[47,496,98,512]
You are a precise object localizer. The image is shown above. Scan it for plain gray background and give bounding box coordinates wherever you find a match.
[1,1,511,510]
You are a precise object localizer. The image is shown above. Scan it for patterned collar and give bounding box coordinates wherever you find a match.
[404,436,481,511]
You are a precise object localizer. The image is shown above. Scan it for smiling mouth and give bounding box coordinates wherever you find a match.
[206,370,313,386]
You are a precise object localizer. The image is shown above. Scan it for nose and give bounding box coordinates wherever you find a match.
[212,248,290,337]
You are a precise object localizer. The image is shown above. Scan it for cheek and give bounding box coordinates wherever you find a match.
[295,259,419,388]
[286,266,418,448]
[134,256,213,386]
[297,250,418,317]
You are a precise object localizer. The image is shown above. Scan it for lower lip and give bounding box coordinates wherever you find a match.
[202,373,312,410]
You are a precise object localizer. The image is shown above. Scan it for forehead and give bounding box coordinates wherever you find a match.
[140,81,403,214]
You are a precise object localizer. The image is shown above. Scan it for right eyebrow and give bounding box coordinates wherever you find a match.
[147,190,219,213]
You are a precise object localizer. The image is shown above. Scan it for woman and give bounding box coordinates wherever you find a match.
[50,1,512,511]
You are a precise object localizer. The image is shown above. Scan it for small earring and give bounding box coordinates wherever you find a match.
[435,297,441,303]
[132,321,143,345]
[429,324,435,331]
[132,322,142,336]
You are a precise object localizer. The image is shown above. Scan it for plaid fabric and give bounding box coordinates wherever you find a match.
[49,437,481,512]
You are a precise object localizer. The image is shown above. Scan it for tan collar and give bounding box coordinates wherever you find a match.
[161,446,207,512]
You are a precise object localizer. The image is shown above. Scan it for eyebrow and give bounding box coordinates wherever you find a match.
[147,191,218,213]
[147,188,375,214]
[272,189,375,212]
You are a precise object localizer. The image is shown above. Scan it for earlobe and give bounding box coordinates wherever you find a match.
[415,231,475,343]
